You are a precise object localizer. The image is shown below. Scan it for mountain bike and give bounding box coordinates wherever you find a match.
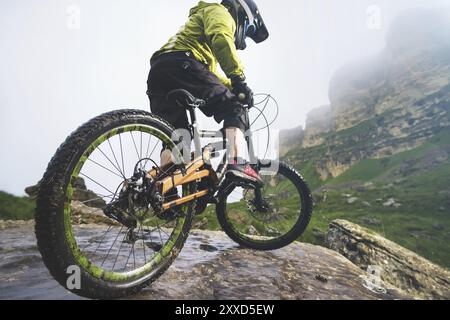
[35,90,313,299]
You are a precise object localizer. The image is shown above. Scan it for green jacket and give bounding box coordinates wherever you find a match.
[152,1,245,88]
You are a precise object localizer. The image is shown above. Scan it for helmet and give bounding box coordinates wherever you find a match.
[221,0,269,50]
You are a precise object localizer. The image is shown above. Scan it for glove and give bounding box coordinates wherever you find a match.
[231,76,254,106]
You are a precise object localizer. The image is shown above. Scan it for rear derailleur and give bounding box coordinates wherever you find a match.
[103,167,158,228]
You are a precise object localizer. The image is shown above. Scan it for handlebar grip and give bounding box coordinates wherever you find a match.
[237,93,253,109]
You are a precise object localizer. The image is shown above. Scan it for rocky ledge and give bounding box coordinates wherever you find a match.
[0,221,410,300]
[327,219,450,300]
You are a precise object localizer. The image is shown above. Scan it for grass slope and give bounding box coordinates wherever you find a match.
[0,191,35,220]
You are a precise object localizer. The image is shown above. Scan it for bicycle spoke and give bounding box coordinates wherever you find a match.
[156,221,165,246]
[79,196,111,205]
[140,222,147,263]
[111,231,128,271]
[87,158,124,179]
[96,146,125,178]
[123,225,140,271]
[107,139,126,178]
[142,134,153,168]
[79,173,116,196]
[140,131,143,167]
[119,133,126,178]
[101,226,124,267]
[148,140,160,160]
[93,225,113,255]
[130,131,141,163]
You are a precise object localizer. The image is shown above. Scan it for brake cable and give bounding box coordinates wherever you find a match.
[248,94,280,159]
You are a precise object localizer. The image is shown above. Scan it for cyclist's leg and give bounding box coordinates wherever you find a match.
[147,60,191,169]
[165,60,262,185]
[147,54,260,184]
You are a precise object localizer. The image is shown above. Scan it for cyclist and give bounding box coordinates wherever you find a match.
[147,0,269,186]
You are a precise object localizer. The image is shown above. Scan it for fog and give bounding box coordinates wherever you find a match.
[1,0,448,195]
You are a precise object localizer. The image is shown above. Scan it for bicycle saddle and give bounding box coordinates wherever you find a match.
[166,89,206,109]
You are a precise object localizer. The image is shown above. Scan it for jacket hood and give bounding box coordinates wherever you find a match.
[190,1,222,16]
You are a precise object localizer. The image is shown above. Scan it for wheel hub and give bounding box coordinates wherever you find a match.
[103,166,161,227]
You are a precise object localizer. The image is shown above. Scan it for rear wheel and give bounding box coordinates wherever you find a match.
[216,161,313,250]
[35,110,195,299]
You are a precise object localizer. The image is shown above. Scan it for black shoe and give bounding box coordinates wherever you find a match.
[226,160,263,187]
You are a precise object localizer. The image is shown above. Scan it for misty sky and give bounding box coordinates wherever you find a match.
[1,0,449,195]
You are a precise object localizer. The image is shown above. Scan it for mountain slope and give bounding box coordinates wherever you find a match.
[280,9,450,268]
[291,124,450,268]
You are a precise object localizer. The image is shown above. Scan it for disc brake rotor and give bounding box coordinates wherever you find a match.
[243,188,274,223]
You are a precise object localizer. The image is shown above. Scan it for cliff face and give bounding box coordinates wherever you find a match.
[279,125,304,156]
[331,8,450,133]
[282,8,450,179]
[302,105,333,148]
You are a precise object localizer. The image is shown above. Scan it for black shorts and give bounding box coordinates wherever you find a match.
[146,51,247,131]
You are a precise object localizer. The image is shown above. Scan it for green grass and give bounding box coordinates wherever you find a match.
[329,128,450,185]
[0,191,35,220]
[302,188,450,268]
[295,160,325,190]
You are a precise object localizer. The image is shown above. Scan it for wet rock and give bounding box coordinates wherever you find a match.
[326,219,450,300]
[312,228,326,242]
[70,201,118,225]
[0,223,410,300]
[315,274,328,283]
[25,177,106,208]
[199,244,219,252]
[0,220,34,230]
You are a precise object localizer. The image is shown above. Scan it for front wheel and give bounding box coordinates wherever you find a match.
[35,110,195,299]
[216,161,313,250]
